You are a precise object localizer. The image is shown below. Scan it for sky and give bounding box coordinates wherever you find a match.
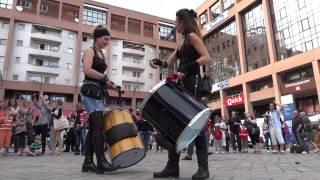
[94,0,205,20]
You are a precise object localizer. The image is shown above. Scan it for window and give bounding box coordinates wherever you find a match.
[223,0,234,11]
[66,63,72,70]
[211,2,221,20]
[2,22,9,29]
[271,0,320,60]
[39,43,45,50]
[111,15,126,32]
[65,79,71,84]
[203,21,240,84]
[0,39,7,45]
[200,12,208,29]
[68,32,74,39]
[16,40,23,47]
[40,3,48,13]
[112,54,117,60]
[36,59,43,66]
[17,23,25,30]
[159,24,175,41]
[44,77,50,84]
[133,71,140,78]
[67,48,73,54]
[20,0,32,9]
[82,36,88,42]
[68,10,78,17]
[12,74,18,80]
[0,0,13,9]
[48,61,57,68]
[112,69,117,75]
[83,7,107,26]
[112,40,118,47]
[0,56,4,62]
[149,73,153,80]
[242,3,270,71]
[15,57,21,63]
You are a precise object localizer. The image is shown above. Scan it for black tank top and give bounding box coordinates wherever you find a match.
[176,40,201,77]
[84,47,107,83]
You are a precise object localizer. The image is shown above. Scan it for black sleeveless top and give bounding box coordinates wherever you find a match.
[84,47,107,83]
[177,40,201,77]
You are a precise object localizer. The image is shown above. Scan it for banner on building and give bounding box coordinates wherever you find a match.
[225,94,244,107]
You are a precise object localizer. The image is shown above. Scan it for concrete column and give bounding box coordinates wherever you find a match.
[262,0,277,64]
[243,82,253,114]
[36,0,41,16]
[140,20,144,36]
[2,18,15,81]
[272,73,282,103]
[220,90,229,119]
[312,60,320,111]
[125,17,128,33]
[58,1,63,21]
[235,13,247,74]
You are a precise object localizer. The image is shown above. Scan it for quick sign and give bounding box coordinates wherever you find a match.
[225,94,244,107]
[211,80,229,93]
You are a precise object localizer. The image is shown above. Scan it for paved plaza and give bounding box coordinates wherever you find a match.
[0,150,320,180]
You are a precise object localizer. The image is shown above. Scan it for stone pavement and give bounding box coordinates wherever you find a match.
[0,150,320,180]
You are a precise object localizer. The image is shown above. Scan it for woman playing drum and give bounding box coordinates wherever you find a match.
[81,25,118,174]
[150,8,211,180]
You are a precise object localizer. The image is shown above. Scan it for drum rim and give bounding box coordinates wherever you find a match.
[112,147,146,168]
[139,80,166,115]
[106,109,130,113]
[176,108,212,153]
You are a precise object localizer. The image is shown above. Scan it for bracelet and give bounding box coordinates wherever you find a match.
[102,74,108,81]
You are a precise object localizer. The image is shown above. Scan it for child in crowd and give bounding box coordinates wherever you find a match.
[213,123,223,154]
[239,125,249,153]
[0,106,14,156]
[26,135,42,156]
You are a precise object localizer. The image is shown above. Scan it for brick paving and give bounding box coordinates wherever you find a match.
[0,150,320,180]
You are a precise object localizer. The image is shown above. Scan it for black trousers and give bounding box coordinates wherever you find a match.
[16,132,26,149]
[35,124,48,153]
[64,128,75,152]
[231,131,241,151]
[85,111,106,162]
[26,122,34,146]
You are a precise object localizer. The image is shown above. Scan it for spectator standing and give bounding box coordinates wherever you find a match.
[244,113,261,153]
[18,100,34,147]
[72,103,88,155]
[262,116,271,152]
[50,99,64,155]
[227,111,242,153]
[8,99,19,153]
[266,101,285,154]
[0,105,13,156]
[33,95,52,154]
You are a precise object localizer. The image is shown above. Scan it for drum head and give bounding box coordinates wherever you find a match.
[112,148,146,168]
[176,108,212,153]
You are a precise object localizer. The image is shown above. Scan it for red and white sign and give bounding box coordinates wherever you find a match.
[225,94,244,107]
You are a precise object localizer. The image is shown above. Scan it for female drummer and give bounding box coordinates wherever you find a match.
[150,9,211,179]
[81,25,118,174]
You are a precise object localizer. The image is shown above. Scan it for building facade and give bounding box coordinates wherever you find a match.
[0,0,177,113]
[197,0,320,118]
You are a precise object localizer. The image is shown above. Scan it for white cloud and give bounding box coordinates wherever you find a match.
[94,0,205,20]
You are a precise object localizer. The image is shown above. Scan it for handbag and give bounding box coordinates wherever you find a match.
[80,80,104,99]
[53,115,69,131]
[198,77,212,94]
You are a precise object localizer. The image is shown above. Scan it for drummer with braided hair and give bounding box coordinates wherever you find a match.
[150,8,211,180]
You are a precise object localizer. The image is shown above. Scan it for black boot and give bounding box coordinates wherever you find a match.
[91,111,118,174]
[82,156,97,172]
[192,151,210,180]
[82,114,97,173]
[153,148,180,178]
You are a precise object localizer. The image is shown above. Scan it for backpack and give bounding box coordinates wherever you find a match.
[290,144,303,153]
[213,126,222,140]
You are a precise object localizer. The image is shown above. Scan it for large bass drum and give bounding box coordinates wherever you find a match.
[139,81,212,152]
[103,110,145,168]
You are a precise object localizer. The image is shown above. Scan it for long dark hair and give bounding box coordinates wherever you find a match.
[176,9,202,42]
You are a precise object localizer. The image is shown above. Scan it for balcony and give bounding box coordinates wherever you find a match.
[31,34,62,43]
[121,75,145,84]
[208,100,221,110]
[29,47,60,58]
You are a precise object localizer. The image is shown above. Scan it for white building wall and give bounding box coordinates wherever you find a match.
[7,22,77,85]
[0,20,9,74]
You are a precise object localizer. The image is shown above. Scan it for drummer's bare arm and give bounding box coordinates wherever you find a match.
[83,48,107,81]
[189,33,210,66]
[166,49,178,66]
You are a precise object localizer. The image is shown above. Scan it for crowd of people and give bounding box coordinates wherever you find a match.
[205,101,320,155]
[0,95,89,157]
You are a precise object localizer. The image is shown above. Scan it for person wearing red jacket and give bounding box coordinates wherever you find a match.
[0,106,14,156]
